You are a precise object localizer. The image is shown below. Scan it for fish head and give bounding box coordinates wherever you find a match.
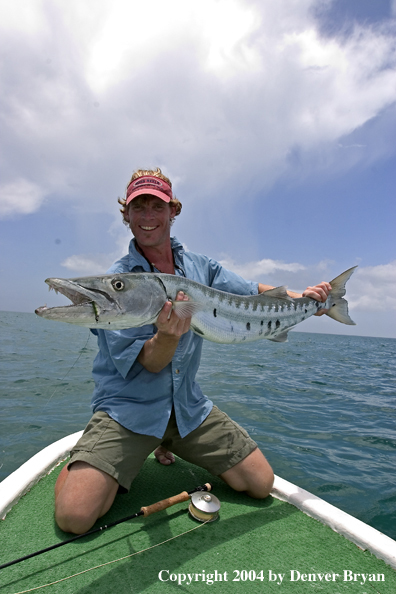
[35,273,167,329]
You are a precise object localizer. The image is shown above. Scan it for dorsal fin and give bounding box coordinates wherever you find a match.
[260,286,293,302]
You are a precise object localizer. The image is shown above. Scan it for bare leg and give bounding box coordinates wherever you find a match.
[154,446,175,465]
[55,461,119,534]
[219,448,274,499]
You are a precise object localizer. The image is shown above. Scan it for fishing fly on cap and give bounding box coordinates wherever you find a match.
[126,176,173,205]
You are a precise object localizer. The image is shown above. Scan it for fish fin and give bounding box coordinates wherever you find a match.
[269,330,290,342]
[326,298,356,325]
[329,266,358,299]
[172,301,203,319]
[326,266,357,325]
[262,286,293,302]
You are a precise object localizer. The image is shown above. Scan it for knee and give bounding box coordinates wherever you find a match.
[245,467,274,499]
[55,504,97,535]
[54,461,118,534]
[220,448,275,499]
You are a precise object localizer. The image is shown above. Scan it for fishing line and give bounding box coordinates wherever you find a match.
[41,331,92,411]
[0,332,92,476]
[10,521,209,594]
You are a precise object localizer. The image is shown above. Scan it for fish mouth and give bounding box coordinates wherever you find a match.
[45,278,103,306]
[46,279,95,305]
[35,278,117,320]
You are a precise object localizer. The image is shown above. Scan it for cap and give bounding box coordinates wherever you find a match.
[126,176,173,205]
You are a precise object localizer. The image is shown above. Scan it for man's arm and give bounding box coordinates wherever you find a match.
[258,281,332,315]
[137,292,192,373]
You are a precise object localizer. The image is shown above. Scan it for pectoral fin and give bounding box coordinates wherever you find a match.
[172,301,203,319]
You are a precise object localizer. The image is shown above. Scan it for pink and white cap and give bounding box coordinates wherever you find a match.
[126,176,173,205]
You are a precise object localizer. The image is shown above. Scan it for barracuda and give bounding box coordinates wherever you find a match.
[35,267,357,343]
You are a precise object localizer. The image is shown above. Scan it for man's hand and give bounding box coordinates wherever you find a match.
[302,281,332,316]
[156,291,192,338]
[137,292,192,373]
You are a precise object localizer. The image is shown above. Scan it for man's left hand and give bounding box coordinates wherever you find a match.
[302,281,332,316]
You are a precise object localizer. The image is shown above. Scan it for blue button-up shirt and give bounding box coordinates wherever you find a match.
[90,237,258,438]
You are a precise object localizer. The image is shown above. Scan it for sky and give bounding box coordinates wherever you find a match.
[0,0,395,338]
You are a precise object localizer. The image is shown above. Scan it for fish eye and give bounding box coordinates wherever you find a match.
[111,278,125,291]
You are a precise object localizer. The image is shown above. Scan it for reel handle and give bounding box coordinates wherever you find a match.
[141,491,189,516]
[140,483,212,517]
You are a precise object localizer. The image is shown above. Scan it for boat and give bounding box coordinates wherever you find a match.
[0,432,396,593]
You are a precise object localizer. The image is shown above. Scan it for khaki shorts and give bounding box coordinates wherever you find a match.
[69,405,257,492]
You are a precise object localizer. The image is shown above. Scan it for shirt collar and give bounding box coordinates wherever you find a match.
[128,236,185,272]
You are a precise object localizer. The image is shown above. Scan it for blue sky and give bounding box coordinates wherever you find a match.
[1,0,395,338]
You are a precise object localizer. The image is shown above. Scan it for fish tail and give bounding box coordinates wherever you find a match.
[326,266,357,325]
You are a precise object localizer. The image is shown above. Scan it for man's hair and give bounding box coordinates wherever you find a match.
[118,168,182,225]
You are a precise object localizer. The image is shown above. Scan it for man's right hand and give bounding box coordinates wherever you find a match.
[137,291,192,373]
[155,291,192,338]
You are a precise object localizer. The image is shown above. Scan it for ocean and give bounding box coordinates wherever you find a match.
[1,310,395,540]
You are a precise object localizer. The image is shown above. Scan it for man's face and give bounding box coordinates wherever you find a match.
[126,195,177,249]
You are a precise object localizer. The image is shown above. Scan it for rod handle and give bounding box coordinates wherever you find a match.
[141,490,190,517]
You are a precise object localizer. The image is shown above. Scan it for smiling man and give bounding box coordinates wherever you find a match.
[54,168,331,534]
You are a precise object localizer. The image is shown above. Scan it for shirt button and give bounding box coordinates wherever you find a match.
[175,369,180,374]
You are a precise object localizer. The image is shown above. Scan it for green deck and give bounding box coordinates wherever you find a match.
[0,456,395,593]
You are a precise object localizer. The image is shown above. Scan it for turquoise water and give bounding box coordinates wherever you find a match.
[1,311,395,539]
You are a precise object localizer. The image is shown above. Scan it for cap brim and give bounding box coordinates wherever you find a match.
[126,188,171,205]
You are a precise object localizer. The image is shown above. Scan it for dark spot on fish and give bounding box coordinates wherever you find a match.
[268,321,272,329]
[246,322,251,331]
[276,320,280,328]
[304,308,308,313]
[213,308,217,317]
[260,320,264,326]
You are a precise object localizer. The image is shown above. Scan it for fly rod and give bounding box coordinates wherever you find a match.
[0,482,212,571]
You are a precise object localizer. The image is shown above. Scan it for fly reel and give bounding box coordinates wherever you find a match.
[189,491,221,523]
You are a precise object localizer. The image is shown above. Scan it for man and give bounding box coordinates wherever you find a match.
[55,168,331,534]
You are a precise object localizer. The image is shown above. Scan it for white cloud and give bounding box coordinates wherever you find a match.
[61,254,113,275]
[218,257,306,280]
[348,262,396,311]
[0,0,395,217]
[61,221,131,274]
[0,179,47,218]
